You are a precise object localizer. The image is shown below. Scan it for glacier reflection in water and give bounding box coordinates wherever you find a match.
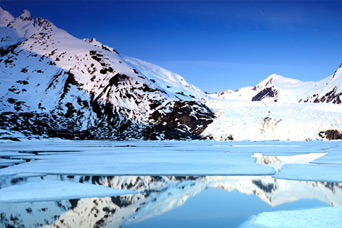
[0,175,341,228]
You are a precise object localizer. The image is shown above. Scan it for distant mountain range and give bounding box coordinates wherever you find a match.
[0,8,341,141]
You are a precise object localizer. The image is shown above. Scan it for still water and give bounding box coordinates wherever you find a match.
[0,175,340,228]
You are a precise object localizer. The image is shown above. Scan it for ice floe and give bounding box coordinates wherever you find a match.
[274,164,342,183]
[240,207,342,228]
[0,180,136,203]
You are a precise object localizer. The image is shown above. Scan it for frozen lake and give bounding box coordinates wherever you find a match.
[0,140,341,227]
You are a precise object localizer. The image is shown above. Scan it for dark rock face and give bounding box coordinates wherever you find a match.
[162,101,215,135]
[313,88,342,104]
[302,90,342,104]
[252,87,279,102]
[319,130,342,140]
[0,99,214,141]
[146,101,215,140]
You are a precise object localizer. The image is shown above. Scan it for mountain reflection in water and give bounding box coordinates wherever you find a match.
[0,175,341,228]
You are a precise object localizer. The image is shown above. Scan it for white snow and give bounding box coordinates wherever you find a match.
[205,69,342,141]
[0,180,136,203]
[240,207,342,228]
[124,57,206,100]
[203,101,342,141]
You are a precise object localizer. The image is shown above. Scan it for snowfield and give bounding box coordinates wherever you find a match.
[203,101,342,141]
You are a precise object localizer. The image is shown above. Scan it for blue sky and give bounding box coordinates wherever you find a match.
[2,0,342,92]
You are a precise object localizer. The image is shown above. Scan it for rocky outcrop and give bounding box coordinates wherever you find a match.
[147,101,215,140]
[319,130,342,140]
[252,87,279,102]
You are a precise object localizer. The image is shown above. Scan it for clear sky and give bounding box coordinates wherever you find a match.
[2,0,342,92]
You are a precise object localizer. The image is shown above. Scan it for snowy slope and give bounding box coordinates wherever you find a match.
[0,8,214,140]
[205,66,342,141]
[301,63,342,104]
[124,57,206,100]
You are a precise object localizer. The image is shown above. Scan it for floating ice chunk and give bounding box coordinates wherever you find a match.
[311,152,342,165]
[274,164,342,183]
[240,207,342,228]
[13,172,46,178]
[0,158,26,165]
[0,180,136,203]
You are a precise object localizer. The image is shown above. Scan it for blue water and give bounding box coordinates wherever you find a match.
[123,187,327,228]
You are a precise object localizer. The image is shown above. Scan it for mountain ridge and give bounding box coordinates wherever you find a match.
[0,7,341,141]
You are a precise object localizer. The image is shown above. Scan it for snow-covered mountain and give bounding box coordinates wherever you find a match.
[0,8,214,140]
[210,68,342,105]
[206,67,342,141]
[0,7,341,141]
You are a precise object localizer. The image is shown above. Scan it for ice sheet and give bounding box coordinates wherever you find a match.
[240,207,342,228]
[1,140,341,178]
[274,164,342,183]
[0,180,136,203]
[0,151,275,176]
[0,159,26,165]
[311,152,342,165]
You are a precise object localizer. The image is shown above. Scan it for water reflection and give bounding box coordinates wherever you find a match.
[0,175,341,228]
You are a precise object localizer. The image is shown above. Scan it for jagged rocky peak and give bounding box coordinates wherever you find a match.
[3,8,37,40]
[19,9,32,21]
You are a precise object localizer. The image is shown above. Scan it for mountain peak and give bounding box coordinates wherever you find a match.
[19,9,32,21]
[255,74,302,90]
